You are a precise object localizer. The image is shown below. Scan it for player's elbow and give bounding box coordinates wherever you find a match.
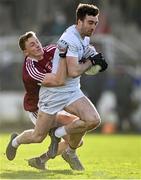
[42,81,52,87]
[43,80,65,87]
[68,70,79,78]
[54,79,65,86]
[42,74,65,87]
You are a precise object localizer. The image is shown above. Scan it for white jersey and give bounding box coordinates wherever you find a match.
[40,25,93,94]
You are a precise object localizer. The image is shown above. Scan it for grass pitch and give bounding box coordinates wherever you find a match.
[0,133,141,179]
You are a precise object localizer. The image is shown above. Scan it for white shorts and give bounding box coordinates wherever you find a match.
[38,89,85,115]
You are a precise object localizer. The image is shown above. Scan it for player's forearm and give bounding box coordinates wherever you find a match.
[42,73,64,86]
[42,58,66,87]
[68,60,92,78]
[52,57,67,86]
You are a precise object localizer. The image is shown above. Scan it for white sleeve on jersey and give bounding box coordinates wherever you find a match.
[59,35,79,58]
[51,49,60,74]
[67,44,78,57]
[58,25,90,59]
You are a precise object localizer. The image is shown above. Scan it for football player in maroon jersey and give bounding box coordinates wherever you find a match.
[6,31,83,170]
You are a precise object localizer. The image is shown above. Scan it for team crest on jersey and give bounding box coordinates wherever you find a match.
[45,61,52,71]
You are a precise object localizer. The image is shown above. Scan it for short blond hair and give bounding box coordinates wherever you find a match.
[19,31,36,50]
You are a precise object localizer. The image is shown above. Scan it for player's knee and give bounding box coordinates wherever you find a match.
[86,117,101,130]
[66,120,86,133]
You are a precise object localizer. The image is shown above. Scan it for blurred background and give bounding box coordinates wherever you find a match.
[0,0,141,134]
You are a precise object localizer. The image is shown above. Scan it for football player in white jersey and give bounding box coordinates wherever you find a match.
[38,3,108,170]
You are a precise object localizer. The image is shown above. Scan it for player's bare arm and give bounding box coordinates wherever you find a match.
[42,39,68,86]
[42,57,66,87]
[66,56,92,78]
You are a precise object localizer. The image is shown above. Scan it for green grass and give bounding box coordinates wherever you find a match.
[0,133,141,179]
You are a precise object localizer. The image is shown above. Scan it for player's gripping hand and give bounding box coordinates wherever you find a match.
[57,40,68,58]
[83,45,96,59]
[80,45,108,73]
[89,53,108,72]
[79,45,96,64]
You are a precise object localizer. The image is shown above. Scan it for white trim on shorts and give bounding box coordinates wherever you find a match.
[28,111,38,125]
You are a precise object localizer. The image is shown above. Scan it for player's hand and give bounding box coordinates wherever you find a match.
[83,45,96,59]
[79,46,96,64]
[89,53,108,72]
[57,40,68,58]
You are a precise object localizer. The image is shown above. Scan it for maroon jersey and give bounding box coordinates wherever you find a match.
[22,45,56,112]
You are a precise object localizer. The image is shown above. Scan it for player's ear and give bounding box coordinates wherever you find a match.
[23,49,29,56]
[77,19,82,25]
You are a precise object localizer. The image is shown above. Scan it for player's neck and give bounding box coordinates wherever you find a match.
[37,55,44,61]
[29,55,43,61]
[76,25,85,39]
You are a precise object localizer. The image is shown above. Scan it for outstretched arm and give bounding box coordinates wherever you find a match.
[42,57,66,87]
[42,40,68,87]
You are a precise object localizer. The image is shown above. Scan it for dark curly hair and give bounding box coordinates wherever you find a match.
[76,3,99,23]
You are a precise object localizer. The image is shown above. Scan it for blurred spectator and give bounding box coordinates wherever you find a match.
[95,11,111,34]
[51,11,67,35]
[81,72,107,106]
[62,0,79,26]
[40,11,67,36]
[0,3,15,35]
[97,90,118,134]
[40,14,54,36]
[113,66,136,132]
[131,67,141,133]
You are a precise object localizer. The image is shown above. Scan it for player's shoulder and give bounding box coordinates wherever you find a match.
[60,25,78,43]
[24,57,38,72]
[43,44,56,52]
[25,56,37,63]
[60,25,90,46]
[24,56,45,82]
